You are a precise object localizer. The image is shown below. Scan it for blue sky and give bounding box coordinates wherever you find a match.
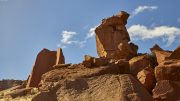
[0,0,180,80]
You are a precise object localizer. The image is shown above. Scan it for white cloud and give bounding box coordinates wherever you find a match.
[86,25,97,39]
[128,24,180,47]
[131,5,158,17]
[58,30,85,48]
[60,31,77,44]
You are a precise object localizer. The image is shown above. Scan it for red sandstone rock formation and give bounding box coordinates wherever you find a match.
[95,11,138,60]
[1,11,180,101]
[26,49,57,87]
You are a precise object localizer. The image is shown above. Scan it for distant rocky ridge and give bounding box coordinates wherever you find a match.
[0,80,24,91]
[0,11,180,101]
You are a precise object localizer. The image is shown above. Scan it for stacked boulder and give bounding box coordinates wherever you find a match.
[95,11,138,60]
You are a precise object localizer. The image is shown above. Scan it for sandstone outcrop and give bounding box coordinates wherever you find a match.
[39,62,130,90]
[155,59,180,82]
[27,48,65,88]
[95,11,138,60]
[26,49,57,87]
[1,11,180,101]
[54,74,153,101]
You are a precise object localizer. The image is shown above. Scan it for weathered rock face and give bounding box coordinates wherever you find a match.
[137,67,155,92]
[129,54,152,75]
[56,48,65,65]
[37,63,153,101]
[155,59,180,82]
[152,80,180,101]
[55,74,153,101]
[39,62,130,91]
[26,49,57,88]
[95,11,138,60]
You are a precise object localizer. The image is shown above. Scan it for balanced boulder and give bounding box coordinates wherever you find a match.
[95,11,138,60]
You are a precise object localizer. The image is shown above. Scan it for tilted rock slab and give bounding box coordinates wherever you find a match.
[56,48,65,65]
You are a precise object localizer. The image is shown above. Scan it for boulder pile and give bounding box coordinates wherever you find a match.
[0,11,180,101]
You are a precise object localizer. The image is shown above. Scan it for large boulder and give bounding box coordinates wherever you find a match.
[26,49,57,87]
[95,11,138,60]
[55,74,153,101]
[152,80,180,101]
[155,59,180,82]
[129,54,152,75]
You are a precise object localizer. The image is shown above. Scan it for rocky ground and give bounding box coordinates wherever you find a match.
[0,11,180,101]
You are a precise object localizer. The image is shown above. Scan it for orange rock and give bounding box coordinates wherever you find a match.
[82,55,95,68]
[155,59,180,82]
[95,11,138,60]
[56,48,65,65]
[82,55,109,68]
[152,80,180,101]
[129,54,152,75]
[26,49,57,87]
[137,67,155,92]
[153,50,171,64]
